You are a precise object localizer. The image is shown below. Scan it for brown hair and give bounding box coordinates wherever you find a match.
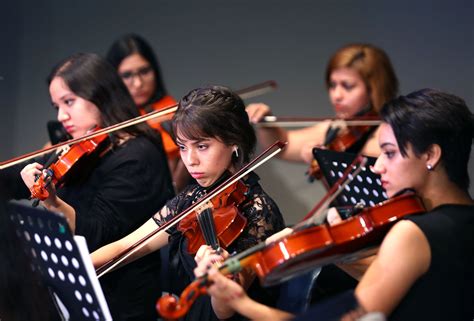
[172,86,256,168]
[325,44,399,113]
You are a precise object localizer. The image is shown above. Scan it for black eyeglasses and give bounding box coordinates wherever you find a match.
[120,66,154,83]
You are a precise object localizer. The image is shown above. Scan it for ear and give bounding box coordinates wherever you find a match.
[425,144,442,169]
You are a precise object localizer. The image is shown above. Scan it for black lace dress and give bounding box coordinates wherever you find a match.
[153,172,286,320]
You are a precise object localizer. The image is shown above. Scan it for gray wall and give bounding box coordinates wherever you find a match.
[2,0,473,223]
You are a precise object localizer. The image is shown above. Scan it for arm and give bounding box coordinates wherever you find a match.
[246,103,331,163]
[20,162,77,231]
[194,245,260,319]
[207,267,294,321]
[71,140,174,250]
[91,216,169,270]
[355,220,431,315]
[193,250,294,321]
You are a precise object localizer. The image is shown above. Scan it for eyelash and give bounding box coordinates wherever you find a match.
[329,82,355,90]
[384,151,395,158]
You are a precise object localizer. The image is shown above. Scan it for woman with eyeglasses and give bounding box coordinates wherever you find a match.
[107,33,190,192]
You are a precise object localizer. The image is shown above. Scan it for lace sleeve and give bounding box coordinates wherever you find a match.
[228,189,286,254]
[152,184,201,229]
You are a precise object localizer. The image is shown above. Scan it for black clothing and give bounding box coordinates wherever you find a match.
[389,204,474,321]
[1,136,175,321]
[153,172,286,320]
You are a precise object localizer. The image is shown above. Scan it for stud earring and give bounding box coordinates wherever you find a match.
[426,164,433,171]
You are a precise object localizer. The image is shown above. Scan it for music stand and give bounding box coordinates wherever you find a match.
[7,202,112,321]
[313,148,388,207]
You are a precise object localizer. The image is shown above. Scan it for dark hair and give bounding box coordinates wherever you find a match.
[106,34,167,104]
[47,52,161,146]
[325,43,399,113]
[380,88,474,190]
[172,86,256,167]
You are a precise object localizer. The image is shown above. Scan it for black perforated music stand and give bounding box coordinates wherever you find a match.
[7,203,112,321]
[313,148,388,207]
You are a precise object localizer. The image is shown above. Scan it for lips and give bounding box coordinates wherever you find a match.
[190,172,204,179]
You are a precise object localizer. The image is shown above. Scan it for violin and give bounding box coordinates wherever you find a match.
[0,80,278,170]
[156,158,425,319]
[30,128,110,202]
[307,112,379,182]
[95,141,286,278]
[157,193,425,319]
[253,192,425,286]
[139,95,180,159]
[178,179,249,254]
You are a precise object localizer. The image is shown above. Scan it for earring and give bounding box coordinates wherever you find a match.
[233,147,239,158]
[426,164,433,171]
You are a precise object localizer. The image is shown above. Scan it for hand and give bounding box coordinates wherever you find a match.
[20,162,59,206]
[327,207,343,225]
[300,141,324,164]
[206,267,248,309]
[20,163,43,189]
[194,245,229,278]
[246,103,272,123]
[265,227,293,245]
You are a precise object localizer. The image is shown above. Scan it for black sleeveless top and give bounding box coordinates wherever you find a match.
[390,204,474,320]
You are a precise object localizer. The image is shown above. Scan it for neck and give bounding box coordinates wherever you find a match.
[419,174,473,211]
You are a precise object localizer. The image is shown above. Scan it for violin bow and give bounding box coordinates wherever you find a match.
[296,155,368,227]
[257,115,381,128]
[0,80,278,170]
[207,155,369,279]
[95,140,287,278]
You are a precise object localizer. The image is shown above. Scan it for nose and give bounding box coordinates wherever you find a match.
[331,85,344,102]
[57,107,69,123]
[371,156,385,175]
[184,148,199,167]
[131,75,144,88]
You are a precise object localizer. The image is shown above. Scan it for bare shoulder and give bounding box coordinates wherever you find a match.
[378,220,431,277]
[355,220,432,313]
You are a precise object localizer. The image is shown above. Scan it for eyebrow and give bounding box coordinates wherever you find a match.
[380,142,396,148]
[176,138,210,145]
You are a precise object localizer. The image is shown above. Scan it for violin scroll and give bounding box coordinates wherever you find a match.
[156,278,210,320]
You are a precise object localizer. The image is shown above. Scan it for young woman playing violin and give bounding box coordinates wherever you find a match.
[195,89,474,321]
[246,43,398,163]
[5,53,175,320]
[91,86,286,320]
[248,43,400,301]
[107,33,190,191]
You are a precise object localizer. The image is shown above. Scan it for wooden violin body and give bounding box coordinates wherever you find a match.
[178,180,249,254]
[251,193,425,286]
[30,130,109,201]
[139,96,179,159]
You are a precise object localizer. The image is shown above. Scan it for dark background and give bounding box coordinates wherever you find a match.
[2,0,473,222]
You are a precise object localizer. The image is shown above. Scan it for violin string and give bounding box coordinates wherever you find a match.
[198,207,219,250]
